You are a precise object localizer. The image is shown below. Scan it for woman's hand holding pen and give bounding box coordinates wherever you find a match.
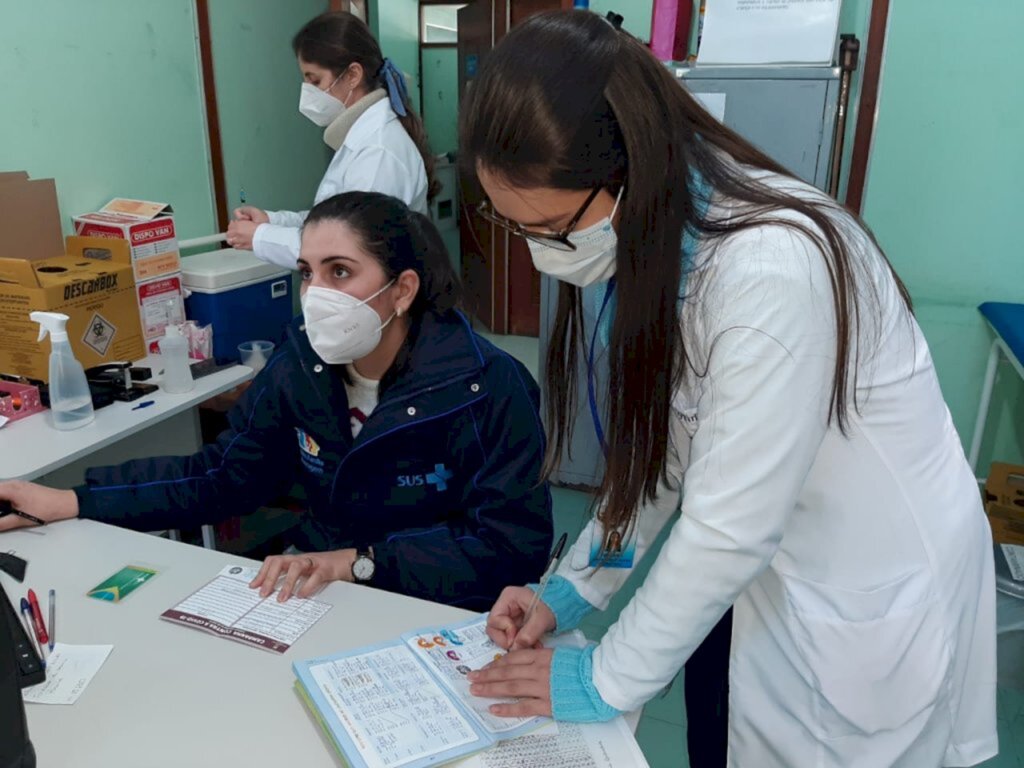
[0,481,79,532]
[485,586,556,651]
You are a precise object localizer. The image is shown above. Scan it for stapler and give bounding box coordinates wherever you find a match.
[85,363,158,402]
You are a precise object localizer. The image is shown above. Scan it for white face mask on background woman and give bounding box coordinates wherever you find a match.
[298,71,352,127]
[525,188,623,288]
[301,281,396,364]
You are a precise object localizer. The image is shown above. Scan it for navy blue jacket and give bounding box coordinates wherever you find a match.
[75,312,553,610]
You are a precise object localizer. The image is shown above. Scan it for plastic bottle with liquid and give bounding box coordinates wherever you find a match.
[158,325,195,394]
[30,311,95,430]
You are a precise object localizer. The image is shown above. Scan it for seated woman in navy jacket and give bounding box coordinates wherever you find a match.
[0,193,553,610]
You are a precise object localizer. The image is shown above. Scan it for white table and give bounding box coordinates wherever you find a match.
[0,358,252,549]
[0,356,252,483]
[2,519,475,767]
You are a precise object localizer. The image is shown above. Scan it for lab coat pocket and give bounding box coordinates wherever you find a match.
[781,568,952,740]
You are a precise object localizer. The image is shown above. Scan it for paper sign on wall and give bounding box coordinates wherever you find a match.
[698,0,841,66]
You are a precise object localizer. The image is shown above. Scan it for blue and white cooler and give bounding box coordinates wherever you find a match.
[181,248,294,363]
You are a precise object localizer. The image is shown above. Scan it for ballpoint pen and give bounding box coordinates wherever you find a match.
[28,589,49,651]
[521,532,568,634]
[0,499,46,527]
[48,589,56,651]
[20,598,45,666]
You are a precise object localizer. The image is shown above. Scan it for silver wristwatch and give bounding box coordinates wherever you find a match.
[352,549,375,583]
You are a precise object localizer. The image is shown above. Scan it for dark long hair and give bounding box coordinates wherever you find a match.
[304,192,461,389]
[293,12,440,200]
[460,11,912,535]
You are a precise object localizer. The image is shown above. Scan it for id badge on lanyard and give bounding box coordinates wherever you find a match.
[586,279,635,568]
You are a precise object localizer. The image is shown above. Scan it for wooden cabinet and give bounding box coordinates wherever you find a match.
[456,0,573,336]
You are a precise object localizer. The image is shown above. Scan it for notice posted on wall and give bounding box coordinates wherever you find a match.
[698,0,841,66]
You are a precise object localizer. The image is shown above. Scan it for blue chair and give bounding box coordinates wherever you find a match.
[969,303,1024,473]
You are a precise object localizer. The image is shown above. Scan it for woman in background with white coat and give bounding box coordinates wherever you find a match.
[227,11,435,269]
[461,12,997,768]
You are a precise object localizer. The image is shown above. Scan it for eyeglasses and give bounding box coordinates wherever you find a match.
[476,187,603,252]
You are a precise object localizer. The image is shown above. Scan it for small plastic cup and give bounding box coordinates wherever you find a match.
[238,340,275,374]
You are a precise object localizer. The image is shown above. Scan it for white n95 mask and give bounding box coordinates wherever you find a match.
[299,79,347,127]
[301,282,396,364]
[526,188,623,288]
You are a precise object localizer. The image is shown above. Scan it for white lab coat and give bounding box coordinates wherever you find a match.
[251,98,429,269]
[559,170,997,767]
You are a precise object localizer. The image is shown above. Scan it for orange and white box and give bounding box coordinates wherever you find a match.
[73,198,181,283]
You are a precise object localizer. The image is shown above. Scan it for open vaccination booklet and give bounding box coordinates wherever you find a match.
[293,615,649,768]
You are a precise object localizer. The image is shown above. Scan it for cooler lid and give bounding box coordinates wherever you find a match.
[181,248,289,290]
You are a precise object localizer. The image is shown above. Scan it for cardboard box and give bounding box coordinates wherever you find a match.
[73,199,181,282]
[137,274,187,353]
[985,463,1024,546]
[0,236,146,382]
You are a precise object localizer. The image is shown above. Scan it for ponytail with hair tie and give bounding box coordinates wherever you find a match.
[379,58,409,117]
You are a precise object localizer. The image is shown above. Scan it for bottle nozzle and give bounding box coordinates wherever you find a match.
[30,311,71,343]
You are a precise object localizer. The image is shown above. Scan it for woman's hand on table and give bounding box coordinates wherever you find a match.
[468,648,555,717]
[250,549,357,601]
[0,481,79,532]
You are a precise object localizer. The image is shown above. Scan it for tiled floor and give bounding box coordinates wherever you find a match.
[483,328,1022,768]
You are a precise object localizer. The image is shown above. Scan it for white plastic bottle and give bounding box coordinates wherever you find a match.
[158,325,194,394]
[30,311,96,430]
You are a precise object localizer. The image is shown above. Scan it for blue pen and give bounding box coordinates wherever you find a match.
[132,400,156,411]
[19,598,45,667]
[48,589,55,651]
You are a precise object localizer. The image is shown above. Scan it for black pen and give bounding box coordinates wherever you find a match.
[0,500,45,527]
[522,532,568,629]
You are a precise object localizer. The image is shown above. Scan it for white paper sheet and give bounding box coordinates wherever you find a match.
[698,0,841,66]
[22,643,113,705]
[1002,544,1024,582]
[454,718,649,768]
[161,565,330,653]
[693,92,727,122]
[309,644,479,768]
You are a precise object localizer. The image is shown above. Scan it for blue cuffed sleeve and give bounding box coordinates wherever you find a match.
[550,645,621,722]
[531,575,593,632]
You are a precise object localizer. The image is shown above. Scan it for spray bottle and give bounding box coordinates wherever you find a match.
[30,312,95,430]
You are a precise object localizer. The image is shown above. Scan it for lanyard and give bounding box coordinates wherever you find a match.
[587,279,617,455]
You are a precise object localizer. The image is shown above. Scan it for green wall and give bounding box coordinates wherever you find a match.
[207,0,330,218]
[0,1,216,239]
[590,0,653,40]
[370,0,422,109]
[861,0,1024,465]
[421,47,459,156]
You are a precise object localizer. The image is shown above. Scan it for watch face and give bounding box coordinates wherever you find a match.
[353,556,375,581]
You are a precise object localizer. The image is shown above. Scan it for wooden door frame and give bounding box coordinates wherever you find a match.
[846,0,889,214]
[195,0,229,232]
[329,0,369,25]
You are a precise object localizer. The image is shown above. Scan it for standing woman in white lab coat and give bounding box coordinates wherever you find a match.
[227,11,436,269]
[461,11,997,768]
